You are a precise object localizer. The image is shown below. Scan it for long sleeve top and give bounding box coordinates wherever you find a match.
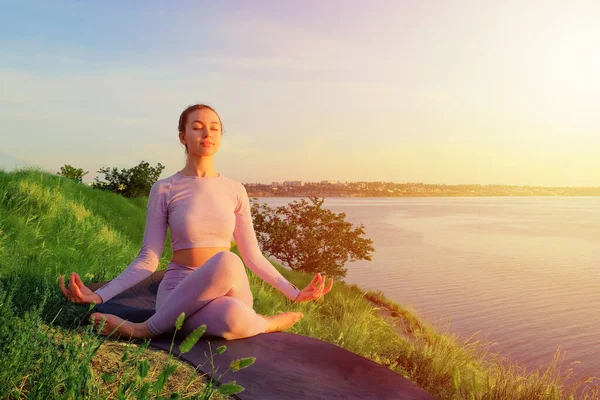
[93,171,301,303]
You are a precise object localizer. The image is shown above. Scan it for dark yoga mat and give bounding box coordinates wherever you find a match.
[88,272,436,400]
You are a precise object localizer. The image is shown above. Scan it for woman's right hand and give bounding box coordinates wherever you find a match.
[59,272,103,305]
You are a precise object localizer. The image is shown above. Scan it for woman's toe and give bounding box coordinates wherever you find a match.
[89,312,101,321]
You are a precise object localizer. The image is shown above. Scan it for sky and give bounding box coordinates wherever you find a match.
[1,0,599,186]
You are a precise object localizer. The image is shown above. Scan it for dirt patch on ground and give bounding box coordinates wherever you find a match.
[363,295,426,345]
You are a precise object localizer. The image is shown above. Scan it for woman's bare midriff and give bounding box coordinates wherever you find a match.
[170,246,231,269]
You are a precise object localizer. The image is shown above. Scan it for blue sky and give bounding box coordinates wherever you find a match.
[1,0,599,186]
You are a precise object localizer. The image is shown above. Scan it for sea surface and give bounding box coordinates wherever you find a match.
[256,196,600,382]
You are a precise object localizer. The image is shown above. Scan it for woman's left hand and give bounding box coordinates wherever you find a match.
[293,273,334,303]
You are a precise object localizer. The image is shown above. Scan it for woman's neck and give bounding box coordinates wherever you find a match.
[180,158,218,177]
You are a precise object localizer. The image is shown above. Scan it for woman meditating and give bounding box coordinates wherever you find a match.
[59,104,334,340]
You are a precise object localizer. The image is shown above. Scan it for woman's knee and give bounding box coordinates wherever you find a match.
[212,251,245,277]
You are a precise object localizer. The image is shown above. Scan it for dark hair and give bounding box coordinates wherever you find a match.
[178,104,223,155]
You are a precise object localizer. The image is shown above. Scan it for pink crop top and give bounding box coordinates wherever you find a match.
[93,171,301,303]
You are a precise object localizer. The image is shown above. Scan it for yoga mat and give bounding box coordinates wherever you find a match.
[87,272,436,400]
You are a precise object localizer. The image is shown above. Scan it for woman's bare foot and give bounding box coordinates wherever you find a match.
[89,312,153,339]
[260,312,304,333]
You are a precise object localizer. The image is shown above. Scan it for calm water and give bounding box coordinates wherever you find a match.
[257,196,600,381]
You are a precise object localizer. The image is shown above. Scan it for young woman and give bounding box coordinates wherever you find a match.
[60,104,333,340]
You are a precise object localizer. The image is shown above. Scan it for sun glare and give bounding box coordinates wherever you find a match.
[552,28,600,93]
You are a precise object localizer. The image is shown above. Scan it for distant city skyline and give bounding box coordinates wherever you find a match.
[1,1,599,187]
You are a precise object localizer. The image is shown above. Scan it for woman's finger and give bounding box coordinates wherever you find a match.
[69,273,82,301]
[317,275,326,295]
[324,278,334,294]
[310,274,319,287]
[72,280,85,300]
[68,273,76,293]
[311,274,325,296]
[312,273,322,288]
[60,275,75,302]
[319,278,332,297]
[59,276,70,299]
[74,272,86,289]
[314,277,334,300]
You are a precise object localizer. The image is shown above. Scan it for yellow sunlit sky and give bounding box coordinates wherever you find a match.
[1,0,599,186]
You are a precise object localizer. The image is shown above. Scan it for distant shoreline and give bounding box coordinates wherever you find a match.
[244,183,600,198]
[247,194,600,198]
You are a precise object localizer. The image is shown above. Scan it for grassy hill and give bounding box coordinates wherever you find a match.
[1,167,597,399]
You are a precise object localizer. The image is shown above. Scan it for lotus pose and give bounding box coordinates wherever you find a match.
[60,104,333,340]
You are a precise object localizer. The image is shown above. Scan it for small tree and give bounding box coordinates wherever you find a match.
[57,165,88,183]
[250,196,374,280]
[92,161,165,198]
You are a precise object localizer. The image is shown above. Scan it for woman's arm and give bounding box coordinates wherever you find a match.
[93,181,169,303]
[233,183,301,302]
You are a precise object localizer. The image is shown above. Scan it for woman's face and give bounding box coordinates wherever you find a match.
[179,108,222,157]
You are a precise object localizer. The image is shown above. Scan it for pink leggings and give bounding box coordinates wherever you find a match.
[146,251,269,340]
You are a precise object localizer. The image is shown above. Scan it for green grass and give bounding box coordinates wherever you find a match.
[1,166,599,399]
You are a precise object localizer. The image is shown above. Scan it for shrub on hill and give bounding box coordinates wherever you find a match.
[92,161,164,198]
[57,164,89,183]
